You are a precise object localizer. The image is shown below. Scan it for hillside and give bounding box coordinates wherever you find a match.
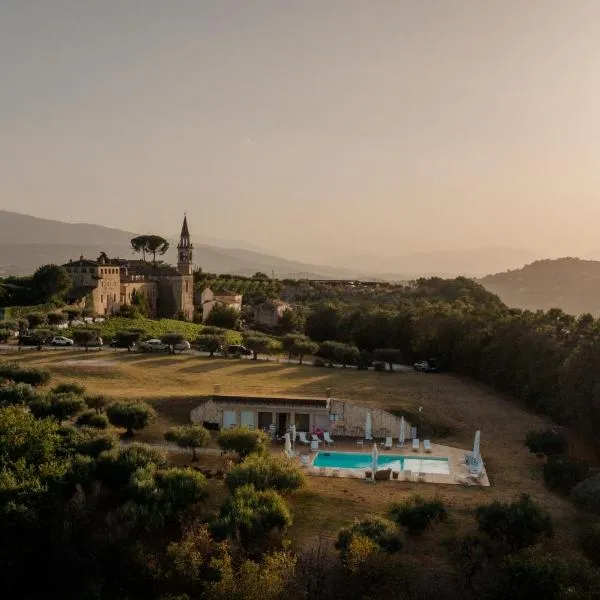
[0,211,371,279]
[479,257,600,316]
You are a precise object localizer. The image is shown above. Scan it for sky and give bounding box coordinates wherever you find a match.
[2,1,600,264]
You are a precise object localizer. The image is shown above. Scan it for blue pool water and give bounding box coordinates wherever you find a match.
[312,451,450,474]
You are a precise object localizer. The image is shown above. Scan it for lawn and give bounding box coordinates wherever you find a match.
[5,350,594,553]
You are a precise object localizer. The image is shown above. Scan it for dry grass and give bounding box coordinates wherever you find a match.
[5,350,595,552]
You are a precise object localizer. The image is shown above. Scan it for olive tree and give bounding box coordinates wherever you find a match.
[225,454,305,493]
[164,424,212,461]
[217,426,270,460]
[106,401,156,437]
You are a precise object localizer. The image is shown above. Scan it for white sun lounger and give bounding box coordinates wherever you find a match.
[384,437,392,450]
[412,438,420,452]
[323,431,334,446]
[311,434,321,445]
[298,432,311,445]
[423,439,432,453]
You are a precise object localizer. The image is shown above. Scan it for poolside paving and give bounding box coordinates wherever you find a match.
[281,439,490,487]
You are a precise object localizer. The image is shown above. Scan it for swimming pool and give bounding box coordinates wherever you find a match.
[312,451,450,474]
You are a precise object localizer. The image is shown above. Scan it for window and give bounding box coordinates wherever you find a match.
[101,295,104,302]
[185,281,189,293]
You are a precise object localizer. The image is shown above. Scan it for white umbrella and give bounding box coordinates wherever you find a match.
[365,411,373,440]
[371,443,379,480]
[291,424,297,451]
[284,432,292,454]
[473,430,481,458]
[399,416,405,447]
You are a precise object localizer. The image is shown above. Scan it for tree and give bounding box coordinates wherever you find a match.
[85,394,109,414]
[334,343,359,368]
[390,495,447,535]
[62,425,117,457]
[31,264,71,302]
[106,402,156,437]
[114,330,142,350]
[63,307,81,321]
[282,334,318,365]
[336,516,403,563]
[570,474,600,514]
[0,363,50,386]
[25,312,46,329]
[47,312,66,326]
[211,485,292,546]
[446,534,491,592]
[306,304,341,342]
[96,443,167,489]
[73,329,100,351]
[76,410,110,429]
[543,456,589,494]
[225,454,305,493]
[130,235,170,265]
[373,348,403,372]
[164,424,211,461]
[476,494,553,552]
[243,333,280,360]
[162,332,186,354]
[0,382,38,407]
[524,429,568,457]
[217,427,270,460]
[29,393,86,424]
[52,382,85,396]
[196,333,224,357]
[205,305,240,329]
[277,309,299,334]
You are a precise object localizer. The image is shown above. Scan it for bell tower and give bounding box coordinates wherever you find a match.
[177,215,194,275]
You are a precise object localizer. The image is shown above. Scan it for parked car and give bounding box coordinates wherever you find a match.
[414,359,438,373]
[227,344,252,356]
[50,336,74,346]
[19,335,48,347]
[173,340,191,352]
[138,339,169,353]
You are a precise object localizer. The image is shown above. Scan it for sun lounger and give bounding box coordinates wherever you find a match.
[403,469,412,481]
[323,431,334,446]
[384,437,392,450]
[412,438,420,452]
[356,439,364,447]
[298,432,311,445]
[424,439,432,453]
[310,440,319,451]
[311,434,321,445]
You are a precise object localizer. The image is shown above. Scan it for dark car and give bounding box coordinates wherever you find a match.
[227,344,252,356]
[19,335,48,347]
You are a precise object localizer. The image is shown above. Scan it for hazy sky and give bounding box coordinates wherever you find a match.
[2,1,600,262]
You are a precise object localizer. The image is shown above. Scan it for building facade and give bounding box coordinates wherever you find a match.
[254,299,291,327]
[200,288,243,322]
[64,216,195,320]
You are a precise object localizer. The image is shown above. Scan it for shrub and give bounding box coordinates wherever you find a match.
[205,305,240,329]
[0,362,50,386]
[47,312,66,326]
[52,382,86,396]
[217,426,270,460]
[581,522,600,566]
[76,410,110,429]
[336,516,403,562]
[106,402,156,437]
[525,429,568,457]
[390,495,447,535]
[25,312,46,328]
[70,426,116,457]
[164,424,212,460]
[96,443,167,489]
[211,484,292,546]
[476,494,553,552]
[200,326,228,336]
[571,474,600,514]
[0,381,38,407]
[543,456,589,494]
[225,454,305,493]
[84,394,109,414]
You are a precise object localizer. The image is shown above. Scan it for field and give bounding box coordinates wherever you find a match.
[4,350,594,556]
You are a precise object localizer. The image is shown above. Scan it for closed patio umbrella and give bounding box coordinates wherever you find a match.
[291,424,297,451]
[399,416,405,447]
[365,412,373,440]
[371,443,379,480]
[284,432,292,455]
[473,430,481,458]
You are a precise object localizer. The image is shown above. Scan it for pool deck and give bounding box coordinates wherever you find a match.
[285,439,490,487]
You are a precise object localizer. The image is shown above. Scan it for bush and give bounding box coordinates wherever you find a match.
[211,484,292,546]
[390,495,447,535]
[571,474,600,514]
[0,362,50,386]
[52,382,86,396]
[29,393,86,423]
[525,430,568,457]
[25,312,46,328]
[217,427,270,460]
[581,522,600,566]
[0,381,38,407]
[69,426,116,457]
[76,410,110,429]
[476,494,553,552]
[84,394,109,414]
[47,312,66,326]
[205,305,240,329]
[225,454,305,493]
[106,402,156,437]
[542,456,589,494]
[96,443,168,489]
[336,516,403,562]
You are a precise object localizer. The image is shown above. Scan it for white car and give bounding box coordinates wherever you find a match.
[139,338,169,353]
[173,340,191,352]
[50,336,74,346]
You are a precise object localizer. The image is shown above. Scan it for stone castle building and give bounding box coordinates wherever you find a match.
[64,216,195,320]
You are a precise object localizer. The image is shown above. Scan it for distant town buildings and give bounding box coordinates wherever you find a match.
[200,288,243,322]
[254,299,291,327]
[63,216,195,320]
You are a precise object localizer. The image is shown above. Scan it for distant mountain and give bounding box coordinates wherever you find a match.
[479,257,600,316]
[0,211,369,279]
[332,246,542,278]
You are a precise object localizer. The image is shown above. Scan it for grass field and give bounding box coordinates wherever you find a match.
[5,350,595,555]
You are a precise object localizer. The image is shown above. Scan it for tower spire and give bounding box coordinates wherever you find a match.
[177,214,193,275]
[180,214,190,238]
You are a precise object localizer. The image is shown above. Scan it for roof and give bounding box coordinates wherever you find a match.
[63,258,98,267]
[209,394,329,409]
[181,215,190,238]
[215,289,241,297]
